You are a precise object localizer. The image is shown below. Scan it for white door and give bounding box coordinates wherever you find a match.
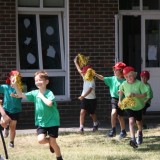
[142,15,160,111]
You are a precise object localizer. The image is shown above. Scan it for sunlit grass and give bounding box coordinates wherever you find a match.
[0,126,160,160]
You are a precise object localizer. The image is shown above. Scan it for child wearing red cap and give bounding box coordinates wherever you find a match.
[0,70,22,148]
[140,70,153,128]
[94,62,127,139]
[74,55,99,133]
[118,66,148,148]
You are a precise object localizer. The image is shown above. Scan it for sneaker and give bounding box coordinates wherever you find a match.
[9,141,14,148]
[137,133,143,145]
[78,128,84,134]
[3,128,9,138]
[108,129,116,137]
[49,145,54,153]
[119,130,127,140]
[93,122,99,132]
[129,139,138,148]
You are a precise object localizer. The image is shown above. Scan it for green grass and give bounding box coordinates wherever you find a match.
[0,126,160,160]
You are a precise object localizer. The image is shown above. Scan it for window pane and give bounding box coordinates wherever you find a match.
[119,0,140,10]
[18,15,39,69]
[18,0,39,7]
[44,0,64,7]
[143,0,160,10]
[145,20,160,67]
[22,77,65,95]
[40,15,62,69]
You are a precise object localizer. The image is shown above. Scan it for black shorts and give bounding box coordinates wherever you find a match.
[37,126,59,138]
[142,103,150,115]
[126,109,143,121]
[4,111,20,121]
[81,98,97,114]
[111,98,124,116]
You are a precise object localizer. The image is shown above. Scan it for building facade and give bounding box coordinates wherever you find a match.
[0,0,159,129]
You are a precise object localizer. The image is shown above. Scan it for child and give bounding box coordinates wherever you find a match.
[118,66,148,148]
[140,70,153,128]
[0,70,22,148]
[94,62,127,139]
[74,55,99,133]
[12,71,63,160]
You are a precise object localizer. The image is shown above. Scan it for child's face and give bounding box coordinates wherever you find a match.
[113,69,123,77]
[124,72,135,84]
[35,75,49,89]
[141,76,148,84]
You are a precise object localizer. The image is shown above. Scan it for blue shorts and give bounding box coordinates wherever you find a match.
[37,126,59,138]
[126,109,143,121]
[81,98,97,114]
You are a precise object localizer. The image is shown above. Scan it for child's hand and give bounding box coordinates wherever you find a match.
[78,96,84,101]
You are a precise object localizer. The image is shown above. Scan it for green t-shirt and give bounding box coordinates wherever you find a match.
[104,76,125,98]
[144,83,153,104]
[25,89,60,127]
[119,80,148,111]
[0,84,22,113]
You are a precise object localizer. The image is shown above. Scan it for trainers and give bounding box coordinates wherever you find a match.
[137,133,143,145]
[78,128,84,134]
[93,122,99,132]
[49,145,54,153]
[4,128,9,138]
[119,130,127,140]
[129,139,138,148]
[108,129,116,137]
[9,141,14,148]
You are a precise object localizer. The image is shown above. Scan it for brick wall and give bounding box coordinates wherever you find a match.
[0,0,119,129]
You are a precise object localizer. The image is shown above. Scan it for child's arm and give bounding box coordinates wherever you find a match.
[129,92,146,98]
[94,73,104,81]
[37,92,53,106]
[74,56,83,77]
[118,90,124,107]
[78,87,93,100]
[0,101,11,124]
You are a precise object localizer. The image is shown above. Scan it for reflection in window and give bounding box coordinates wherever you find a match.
[18,15,39,69]
[145,20,160,67]
[40,15,61,69]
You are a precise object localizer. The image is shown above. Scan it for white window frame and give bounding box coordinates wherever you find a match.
[16,0,70,101]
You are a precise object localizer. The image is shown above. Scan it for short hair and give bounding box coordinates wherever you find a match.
[34,71,49,80]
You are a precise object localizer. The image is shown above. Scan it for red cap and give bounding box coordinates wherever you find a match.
[81,65,92,74]
[113,62,126,70]
[123,66,135,75]
[140,70,150,79]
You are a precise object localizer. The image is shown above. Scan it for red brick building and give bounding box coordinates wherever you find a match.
[0,0,160,129]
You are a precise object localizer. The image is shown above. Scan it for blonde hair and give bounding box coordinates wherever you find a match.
[124,71,137,78]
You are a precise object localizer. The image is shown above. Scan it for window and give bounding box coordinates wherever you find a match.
[17,0,69,101]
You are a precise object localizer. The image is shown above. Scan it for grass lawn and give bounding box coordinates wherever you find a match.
[0,125,160,160]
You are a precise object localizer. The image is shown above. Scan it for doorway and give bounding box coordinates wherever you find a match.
[122,15,141,78]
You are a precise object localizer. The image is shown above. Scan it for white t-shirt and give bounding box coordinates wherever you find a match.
[81,79,96,99]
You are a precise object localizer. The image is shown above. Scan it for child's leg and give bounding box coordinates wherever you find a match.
[9,120,17,142]
[118,116,125,130]
[49,137,62,158]
[129,117,135,138]
[111,108,117,128]
[37,133,49,144]
[79,109,86,128]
